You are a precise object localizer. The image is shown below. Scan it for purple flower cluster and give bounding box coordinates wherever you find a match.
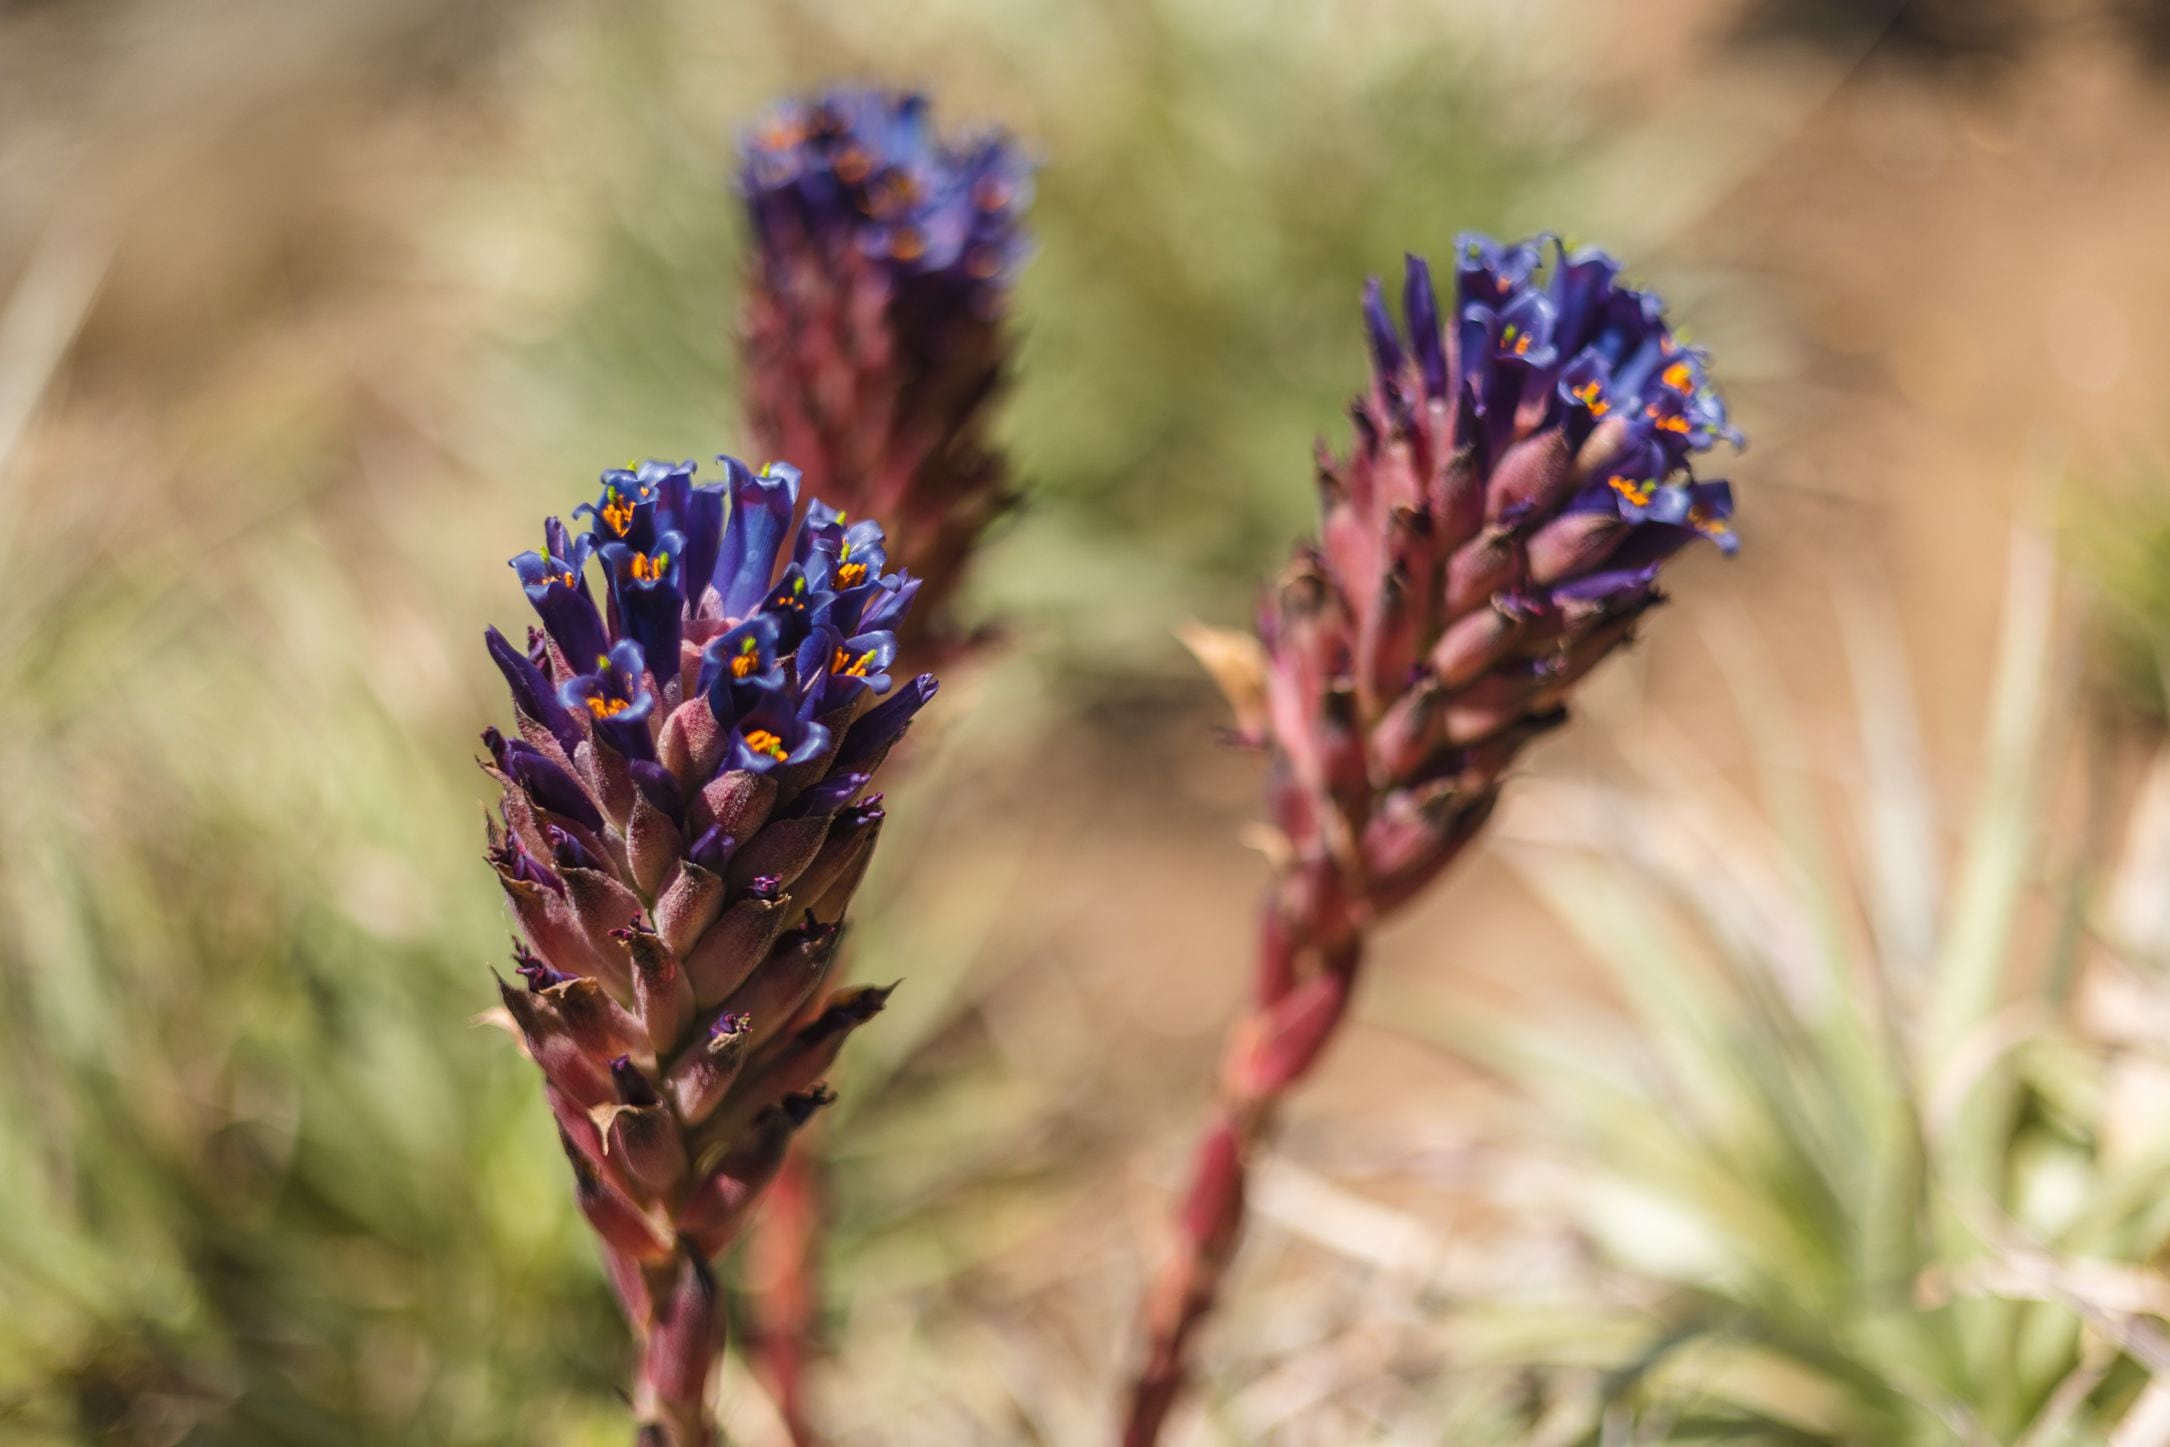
[1263,233,1743,922]
[739,88,1032,317]
[1372,233,1741,610]
[482,454,935,1445]
[735,90,1033,660]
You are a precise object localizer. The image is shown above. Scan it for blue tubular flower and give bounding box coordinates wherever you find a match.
[559,640,658,761]
[795,501,889,594]
[599,529,687,689]
[835,672,938,770]
[578,464,667,554]
[855,572,923,634]
[727,681,832,775]
[696,614,783,725]
[756,562,817,650]
[512,528,607,672]
[795,622,898,721]
[1455,231,1545,308]
[479,448,937,1444]
[667,479,728,615]
[737,88,1032,663]
[713,460,799,620]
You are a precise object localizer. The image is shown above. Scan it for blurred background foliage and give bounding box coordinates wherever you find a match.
[3,0,2169,1443]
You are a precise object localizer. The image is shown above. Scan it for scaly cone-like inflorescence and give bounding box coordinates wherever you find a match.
[1122,235,1744,1446]
[737,87,1032,659]
[480,455,937,1447]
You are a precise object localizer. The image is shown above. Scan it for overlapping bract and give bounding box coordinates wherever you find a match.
[481,454,935,1444]
[736,89,1032,655]
[1260,234,1742,964]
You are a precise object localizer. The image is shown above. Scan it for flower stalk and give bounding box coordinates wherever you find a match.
[480,455,936,1445]
[1121,235,1744,1445]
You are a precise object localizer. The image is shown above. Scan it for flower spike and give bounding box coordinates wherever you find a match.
[479,450,932,1447]
[1122,233,1746,1446]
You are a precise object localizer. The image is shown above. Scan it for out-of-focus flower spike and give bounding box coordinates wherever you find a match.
[737,87,1032,658]
[1128,230,1746,1447]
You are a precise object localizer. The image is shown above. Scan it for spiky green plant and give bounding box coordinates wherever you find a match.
[1382,531,2170,1444]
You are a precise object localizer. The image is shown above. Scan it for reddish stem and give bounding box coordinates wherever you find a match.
[1120,914,1364,1446]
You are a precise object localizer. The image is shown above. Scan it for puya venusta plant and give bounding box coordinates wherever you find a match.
[1125,233,1745,1444]
[480,454,936,1445]
[732,86,1033,1440]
